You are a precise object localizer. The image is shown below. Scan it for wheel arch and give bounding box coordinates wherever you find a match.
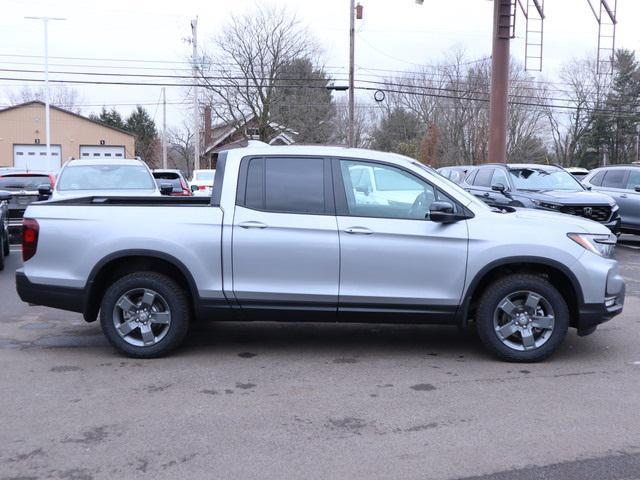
[459,256,584,329]
[83,249,199,323]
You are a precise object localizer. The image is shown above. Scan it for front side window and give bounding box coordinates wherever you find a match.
[491,168,509,188]
[240,157,325,214]
[602,169,627,189]
[473,168,495,188]
[57,165,155,191]
[339,160,453,220]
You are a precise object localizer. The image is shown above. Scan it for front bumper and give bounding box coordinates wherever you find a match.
[576,270,625,335]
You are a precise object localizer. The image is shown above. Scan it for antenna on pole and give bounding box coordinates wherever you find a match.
[587,0,618,74]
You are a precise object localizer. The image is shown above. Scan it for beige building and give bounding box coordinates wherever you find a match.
[0,101,135,170]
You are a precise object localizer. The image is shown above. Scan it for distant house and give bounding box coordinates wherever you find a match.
[202,110,298,168]
[0,101,135,170]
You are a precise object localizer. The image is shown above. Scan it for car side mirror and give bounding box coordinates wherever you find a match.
[491,183,506,193]
[0,190,11,202]
[159,183,174,196]
[190,184,199,193]
[429,201,460,223]
[635,186,640,192]
[37,184,52,199]
[355,184,371,195]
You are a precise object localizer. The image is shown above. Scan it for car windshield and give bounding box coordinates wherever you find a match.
[195,171,215,181]
[57,165,156,191]
[509,168,583,192]
[0,175,51,190]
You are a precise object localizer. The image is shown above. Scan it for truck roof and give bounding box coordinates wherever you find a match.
[223,145,419,168]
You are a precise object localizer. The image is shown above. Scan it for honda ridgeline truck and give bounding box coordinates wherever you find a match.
[16,146,625,362]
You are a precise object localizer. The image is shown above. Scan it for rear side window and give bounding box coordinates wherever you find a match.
[239,157,326,214]
[589,170,606,186]
[473,168,494,188]
[602,170,627,189]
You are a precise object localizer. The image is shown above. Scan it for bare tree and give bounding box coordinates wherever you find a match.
[545,56,610,166]
[7,84,84,113]
[332,98,377,148]
[199,5,319,142]
[167,122,195,178]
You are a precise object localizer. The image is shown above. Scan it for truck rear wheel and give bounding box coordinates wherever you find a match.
[476,274,569,362]
[100,272,191,358]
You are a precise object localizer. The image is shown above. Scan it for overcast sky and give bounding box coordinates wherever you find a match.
[1,0,638,128]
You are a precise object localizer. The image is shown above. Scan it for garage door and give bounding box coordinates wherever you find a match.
[79,145,126,159]
[13,144,62,171]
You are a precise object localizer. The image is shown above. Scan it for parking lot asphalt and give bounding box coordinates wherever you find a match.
[1,241,639,480]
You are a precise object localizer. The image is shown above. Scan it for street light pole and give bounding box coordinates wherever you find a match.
[488,0,511,164]
[191,17,200,171]
[25,16,65,170]
[348,0,355,148]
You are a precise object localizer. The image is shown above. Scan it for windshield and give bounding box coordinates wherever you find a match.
[195,170,215,181]
[0,175,51,190]
[509,168,584,192]
[57,165,156,191]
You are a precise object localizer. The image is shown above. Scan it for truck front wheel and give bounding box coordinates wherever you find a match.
[100,272,191,358]
[476,274,569,362]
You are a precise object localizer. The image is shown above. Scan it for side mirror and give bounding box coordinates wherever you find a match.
[635,186,640,192]
[190,184,199,193]
[491,183,506,193]
[429,201,459,223]
[355,184,371,195]
[37,184,52,199]
[0,190,11,202]
[159,183,174,196]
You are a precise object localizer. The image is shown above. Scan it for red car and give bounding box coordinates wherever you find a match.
[152,169,192,197]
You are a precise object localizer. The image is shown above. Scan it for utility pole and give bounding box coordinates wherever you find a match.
[25,16,65,170]
[162,87,167,169]
[348,0,355,148]
[191,17,200,171]
[488,0,512,164]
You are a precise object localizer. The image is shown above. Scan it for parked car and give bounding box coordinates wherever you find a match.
[565,167,590,181]
[464,163,621,234]
[0,189,11,270]
[582,165,640,235]
[438,166,476,185]
[152,169,192,196]
[189,169,215,195]
[16,146,625,362]
[0,171,56,238]
[51,158,171,200]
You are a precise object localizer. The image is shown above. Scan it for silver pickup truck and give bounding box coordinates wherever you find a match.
[16,146,625,362]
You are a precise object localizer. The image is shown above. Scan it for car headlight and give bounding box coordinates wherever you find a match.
[533,200,562,210]
[567,232,616,258]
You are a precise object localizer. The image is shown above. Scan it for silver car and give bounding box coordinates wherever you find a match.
[582,165,640,235]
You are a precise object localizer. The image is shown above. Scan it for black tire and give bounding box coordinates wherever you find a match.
[2,230,9,256]
[476,274,569,362]
[100,272,191,358]
[0,234,4,271]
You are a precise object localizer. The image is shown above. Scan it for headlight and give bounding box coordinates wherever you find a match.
[567,232,616,258]
[533,200,562,210]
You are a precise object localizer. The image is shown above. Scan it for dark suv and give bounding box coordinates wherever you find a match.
[581,165,640,235]
[464,163,621,233]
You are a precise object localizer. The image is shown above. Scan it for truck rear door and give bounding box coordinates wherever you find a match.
[231,156,339,312]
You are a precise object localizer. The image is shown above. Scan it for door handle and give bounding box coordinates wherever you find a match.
[238,221,268,229]
[483,192,490,197]
[620,194,628,198]
[344,226,373,235]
